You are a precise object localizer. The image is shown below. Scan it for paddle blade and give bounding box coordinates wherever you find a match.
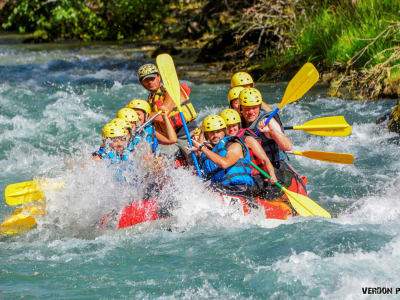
[293,116,352,136]
[279,63,319,109]
[5,180,64,206]
[156,54,181,111]
[5,181,43,206]
[0,203,46,236]
[282,187,332,218]
[293,150,355,164]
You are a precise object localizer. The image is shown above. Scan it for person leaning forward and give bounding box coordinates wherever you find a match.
[137,63,198,163]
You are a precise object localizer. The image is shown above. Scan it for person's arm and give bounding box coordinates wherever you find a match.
[245,136,278,183]
[258,118,292,151]
[188,139,243,169]
[150,90,176,124]
[155,106,178,144]
[151,85,188,124]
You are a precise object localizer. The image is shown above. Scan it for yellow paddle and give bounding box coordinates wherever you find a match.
[250,162,331,218]
[156,53,202,177]
[0,203,46,236]
[288,150,355,164]
[257,63,319,133]
[284,116,352,137]
[5,179,64,206]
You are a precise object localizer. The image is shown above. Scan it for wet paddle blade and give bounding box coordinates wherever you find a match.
[5,180,64,206]
[249,161,331,218]
[292,150,355,164]
[292,116,352,136]
[5,181,43,206]
[0,203,46,236]
[279,63,319,109]
[282,187,332,218]
[156,54,182,111]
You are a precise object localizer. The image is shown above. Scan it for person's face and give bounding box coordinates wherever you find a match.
[140,74,161,92]
[241,105,261,124]
[134,109,146,125]
[226,123,240,136]
[206,129,226,146]
[230,99,240,112]
[110,137,127,154]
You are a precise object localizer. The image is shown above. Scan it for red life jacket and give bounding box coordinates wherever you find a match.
[235,128,264,175]
[148,83,197,130]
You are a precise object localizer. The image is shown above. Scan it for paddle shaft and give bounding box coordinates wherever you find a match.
[180,111,203,178]
[284,124,349,130]
[137,112,159,132]
[250,161,283,189]
[254,107,279,135]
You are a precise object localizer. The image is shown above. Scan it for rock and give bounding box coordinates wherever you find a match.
[151,44,181,58]
[388,100,400,134]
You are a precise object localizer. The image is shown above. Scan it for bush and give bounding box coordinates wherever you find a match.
[2,0,169,41]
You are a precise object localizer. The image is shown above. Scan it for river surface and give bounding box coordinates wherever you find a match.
[0,43,399,299]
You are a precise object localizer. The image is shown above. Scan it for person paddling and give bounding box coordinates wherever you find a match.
[137,63,198,162]
[220,108,278,198]
[187,115,254,196]
[239,87,306,196]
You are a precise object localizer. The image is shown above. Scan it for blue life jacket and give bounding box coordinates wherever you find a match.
[201,136,254,186]
[128,125,158,153]
[244,108,287,163]
[94,147,130,163]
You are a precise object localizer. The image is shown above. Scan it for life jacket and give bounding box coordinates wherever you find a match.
[95,147,129,163]
[148,83,197,130]
[236,128,263,175]
[244,109,287,164]
[128,125,158,153]
[201,136,254,187]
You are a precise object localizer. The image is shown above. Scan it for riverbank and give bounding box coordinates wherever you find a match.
[1,1,399,101]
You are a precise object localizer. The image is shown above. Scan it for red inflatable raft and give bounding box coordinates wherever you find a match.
[100,166,307,230]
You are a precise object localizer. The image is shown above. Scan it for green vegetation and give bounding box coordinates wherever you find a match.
[1,0,168,41]
[0,0,399,99]
[271,0,400,98]
[293,0,399,68]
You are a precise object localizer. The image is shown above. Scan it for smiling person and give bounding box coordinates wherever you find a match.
[239,87,303,197]
[219,108,278,198]
[137,63,198,163]
[187,115,254,195]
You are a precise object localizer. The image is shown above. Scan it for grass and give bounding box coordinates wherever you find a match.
[276,0,400,72]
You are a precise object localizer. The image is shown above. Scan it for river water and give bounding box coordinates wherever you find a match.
[0,43,399,299]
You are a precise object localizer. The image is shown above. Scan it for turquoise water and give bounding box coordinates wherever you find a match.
[1,43,400,299]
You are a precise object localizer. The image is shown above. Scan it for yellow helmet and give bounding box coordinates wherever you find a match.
[231,72,254,88]
[228,86,245,104]
[102,123,128,139]
[127,99,151,115]
[116,108,139,123]
[110,118,131,129]
[220,109,241,125]
[202,115,226,132]
[239,88,263,106]
[137,64,159,82]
